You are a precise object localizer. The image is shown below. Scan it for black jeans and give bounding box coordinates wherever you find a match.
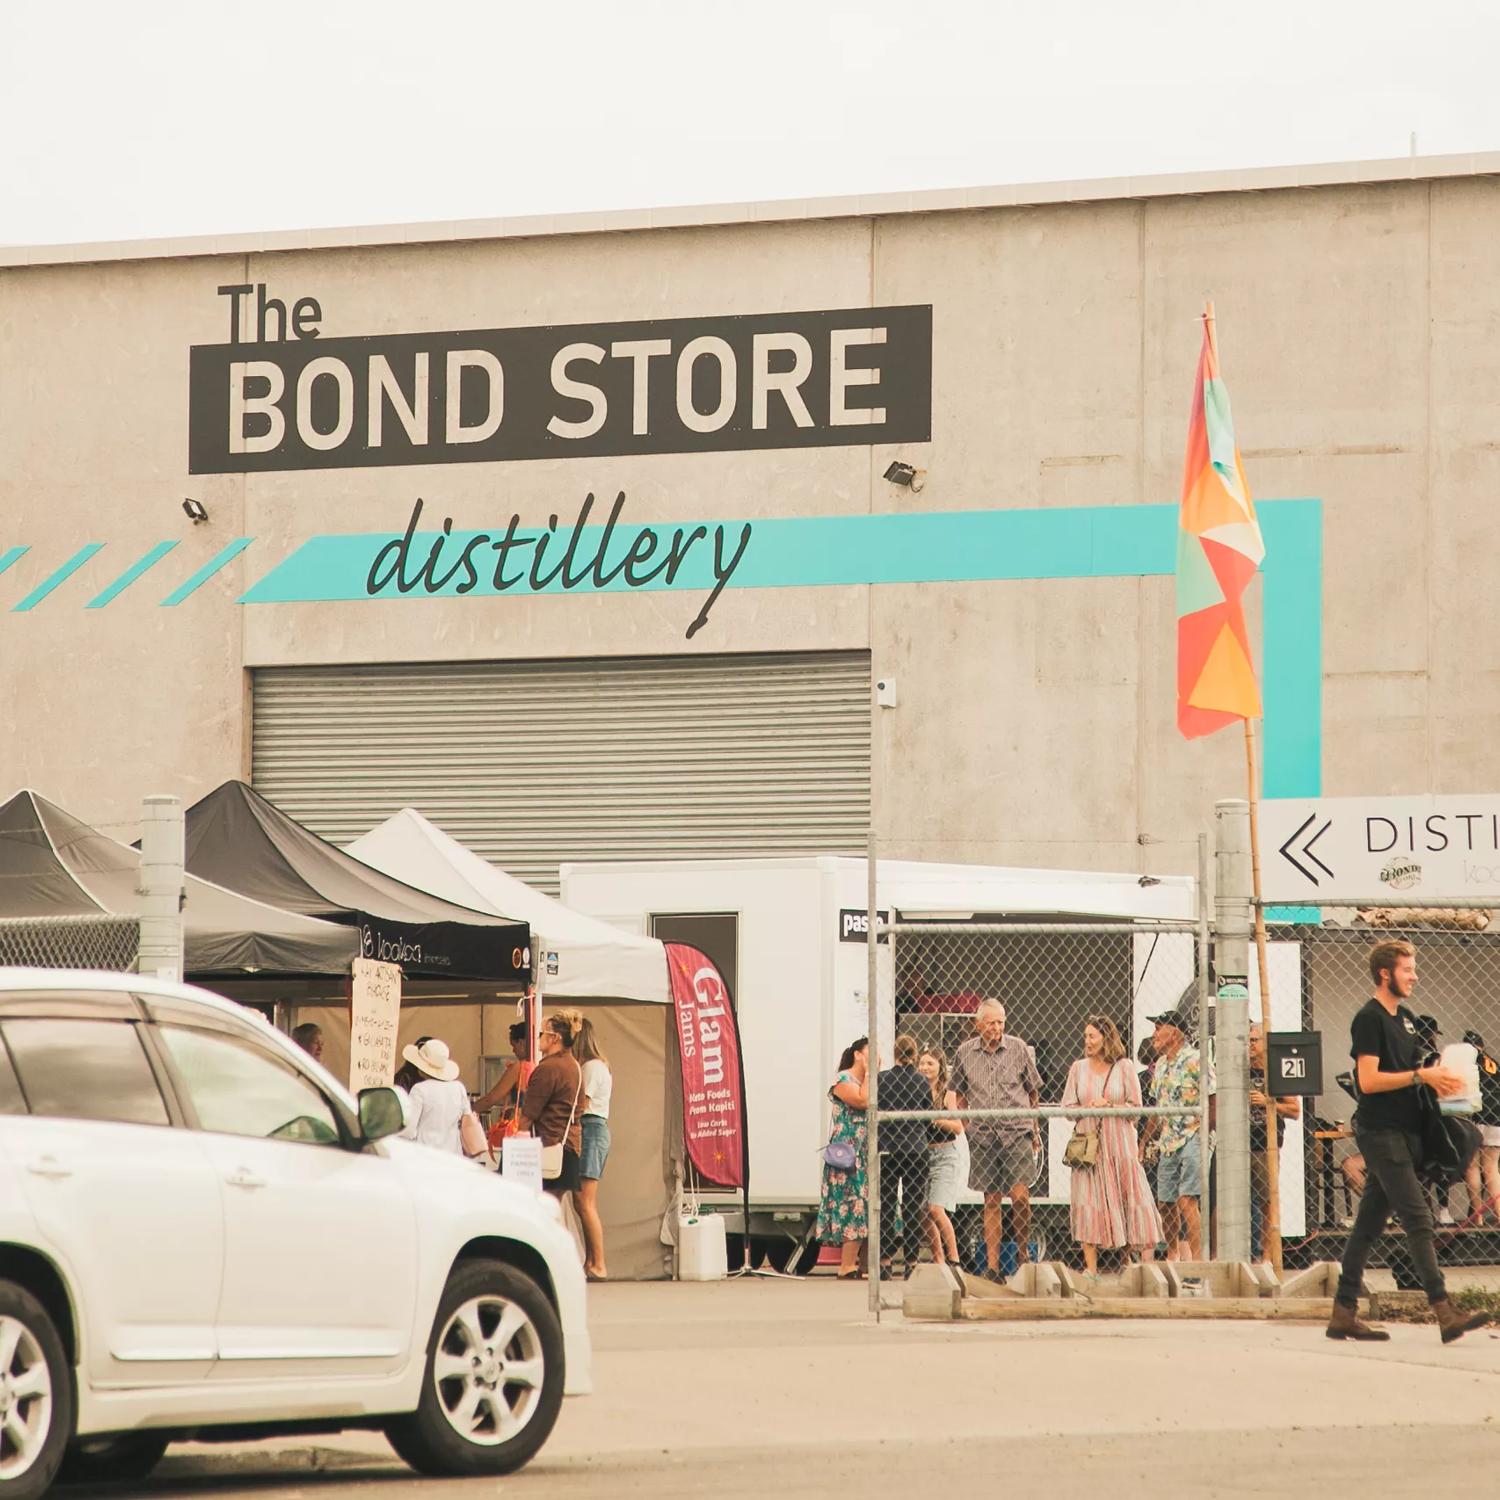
[878,1153,931,1270]
[1336,1127,1447,1305]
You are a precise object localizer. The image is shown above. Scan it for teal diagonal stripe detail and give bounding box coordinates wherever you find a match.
[0,546,29,581]
[160,538,253,606]
[11,544,104,611]
[86,540,179,609]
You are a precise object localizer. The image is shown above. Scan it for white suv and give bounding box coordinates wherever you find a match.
[0,970,590,1500]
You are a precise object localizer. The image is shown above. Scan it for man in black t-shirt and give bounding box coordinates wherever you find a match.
[1328,939,1492,1344]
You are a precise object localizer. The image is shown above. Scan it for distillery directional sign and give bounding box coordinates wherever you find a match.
[1262,794,1500,903]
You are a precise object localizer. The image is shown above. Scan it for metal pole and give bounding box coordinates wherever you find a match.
[138,794,185,983]
[1214,798,1252,1262]
[1196,833,1211,1259]
[866,781,881,1319]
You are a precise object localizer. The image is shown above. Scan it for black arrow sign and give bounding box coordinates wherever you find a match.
[1279,814,1334,886]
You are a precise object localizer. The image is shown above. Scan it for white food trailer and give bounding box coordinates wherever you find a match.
[560,856,1313,1264]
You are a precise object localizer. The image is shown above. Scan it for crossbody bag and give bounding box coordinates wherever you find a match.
[541,1069,584,1180]
[1063,1060,1121,1169]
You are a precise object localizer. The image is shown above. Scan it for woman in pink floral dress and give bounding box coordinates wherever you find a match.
[1061,1015,1162,1276]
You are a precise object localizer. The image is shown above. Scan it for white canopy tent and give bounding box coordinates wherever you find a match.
[346,809,680,1280]
[348,809,670,1004]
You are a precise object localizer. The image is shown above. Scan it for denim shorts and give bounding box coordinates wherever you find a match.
[1156,1141,1207,1202]
[580,1114,611,1181]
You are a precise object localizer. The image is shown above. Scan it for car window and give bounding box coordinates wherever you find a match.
[159,1025,341,1146]
[0,1039,25,1115]
[0,1018,169,1126]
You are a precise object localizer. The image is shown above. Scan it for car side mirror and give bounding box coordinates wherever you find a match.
[358,1086,406,1143]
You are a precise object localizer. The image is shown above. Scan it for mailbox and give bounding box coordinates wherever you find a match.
[1266,1031,1323,1098]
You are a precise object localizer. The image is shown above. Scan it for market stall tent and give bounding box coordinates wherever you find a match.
[181,781,531,983]
[347,808,669,1003]
[346,808,678,1280]
[0,789,360,977]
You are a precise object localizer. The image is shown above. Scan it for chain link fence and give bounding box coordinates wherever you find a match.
[0,914,141,972]
[869,918,1210,1298]
[1270,900,1500,1276]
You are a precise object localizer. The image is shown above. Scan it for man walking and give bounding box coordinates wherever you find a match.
[1145,1003,1213,1261]
[1327,940,1491,1343]
[947,999,1041,1280]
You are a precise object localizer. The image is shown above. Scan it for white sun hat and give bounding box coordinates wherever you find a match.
[402,1036,461,1082]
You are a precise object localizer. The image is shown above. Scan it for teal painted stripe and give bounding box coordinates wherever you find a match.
[11,544,104,611]
[0,546,29,580]
[1259,501,1322,798]
[238,497,1321,799]
[86,540,179,609]
[161,538,253,606]
[241,502,1192,605]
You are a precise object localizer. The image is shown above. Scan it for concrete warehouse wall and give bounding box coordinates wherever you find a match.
[1,170,1496,871]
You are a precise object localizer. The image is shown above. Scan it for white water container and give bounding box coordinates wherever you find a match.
[1439,1042,1482,1116]
[677,1212,728,1280]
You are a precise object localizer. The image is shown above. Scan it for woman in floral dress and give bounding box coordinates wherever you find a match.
[817,1036,870,1277]
[1061,1015,1162,1276]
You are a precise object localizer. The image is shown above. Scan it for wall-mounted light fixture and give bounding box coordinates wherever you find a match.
[882,460,926,493]
[182,498,209,523]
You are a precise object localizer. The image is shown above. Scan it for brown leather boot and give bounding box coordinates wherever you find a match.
[1432,1298,1492,1344]
[1326,1300,1390,1341]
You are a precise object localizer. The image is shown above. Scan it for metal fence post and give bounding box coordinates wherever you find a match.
[1196,833,1212,1261]
[1214,798,1252,1262]
[866,833,882,1319]
[138,794,186,983]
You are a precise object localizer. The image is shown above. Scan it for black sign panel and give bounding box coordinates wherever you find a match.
[838,908,890,944]
[358,916,530,984]
[1266,1031,1323,1098]
[189,304,933,474]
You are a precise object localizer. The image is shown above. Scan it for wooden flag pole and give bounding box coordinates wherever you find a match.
[1244,716,1282,1271]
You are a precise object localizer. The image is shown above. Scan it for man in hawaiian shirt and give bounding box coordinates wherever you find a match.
[1145,1003,1215,1260]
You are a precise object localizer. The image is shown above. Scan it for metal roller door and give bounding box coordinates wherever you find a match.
[252,652,870,895]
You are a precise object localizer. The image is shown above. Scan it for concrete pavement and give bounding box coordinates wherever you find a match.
[77,1278,1500,1500]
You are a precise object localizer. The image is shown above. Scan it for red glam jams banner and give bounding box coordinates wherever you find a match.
[664,942,746,1189]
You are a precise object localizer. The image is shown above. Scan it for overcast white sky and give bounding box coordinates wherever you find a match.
[4,0,1497,246]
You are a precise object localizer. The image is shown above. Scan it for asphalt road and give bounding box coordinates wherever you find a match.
[65,1279,1500,1500]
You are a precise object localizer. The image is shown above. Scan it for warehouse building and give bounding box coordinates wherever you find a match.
[3,153,1497,886]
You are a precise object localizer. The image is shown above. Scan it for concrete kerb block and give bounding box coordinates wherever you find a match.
[1274,1263,1342,1300]
[1165,1260,1240,1298]
[1230,1260,1278,1296]
[1121,1262,1171,1299]
[901,1263,961,1322]
[952,1267,1024,1300]
[1010,1261,1064,1299]
[1054,1264,1088,1298]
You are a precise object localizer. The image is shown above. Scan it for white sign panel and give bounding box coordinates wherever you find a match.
[1261,795,1500,904]
[349,956,402,1093]
[1247,941,1306,1239]
[501,1135,544,1194]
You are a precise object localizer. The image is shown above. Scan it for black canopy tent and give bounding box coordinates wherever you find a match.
[0,789,360,978]
[181,782,531,984]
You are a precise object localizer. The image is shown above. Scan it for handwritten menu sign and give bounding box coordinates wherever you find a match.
[349,957,402,1092]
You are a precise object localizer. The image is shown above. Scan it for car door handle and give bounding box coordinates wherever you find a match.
[226,1168,267,1190]
[27,1155,73,1179]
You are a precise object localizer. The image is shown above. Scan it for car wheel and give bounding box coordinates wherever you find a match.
[58,1431,171,1484]
[384,1259,563,1477]
[0,1280,74,1500]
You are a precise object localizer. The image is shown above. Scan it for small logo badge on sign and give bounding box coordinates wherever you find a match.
[1380,858,1422,890]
